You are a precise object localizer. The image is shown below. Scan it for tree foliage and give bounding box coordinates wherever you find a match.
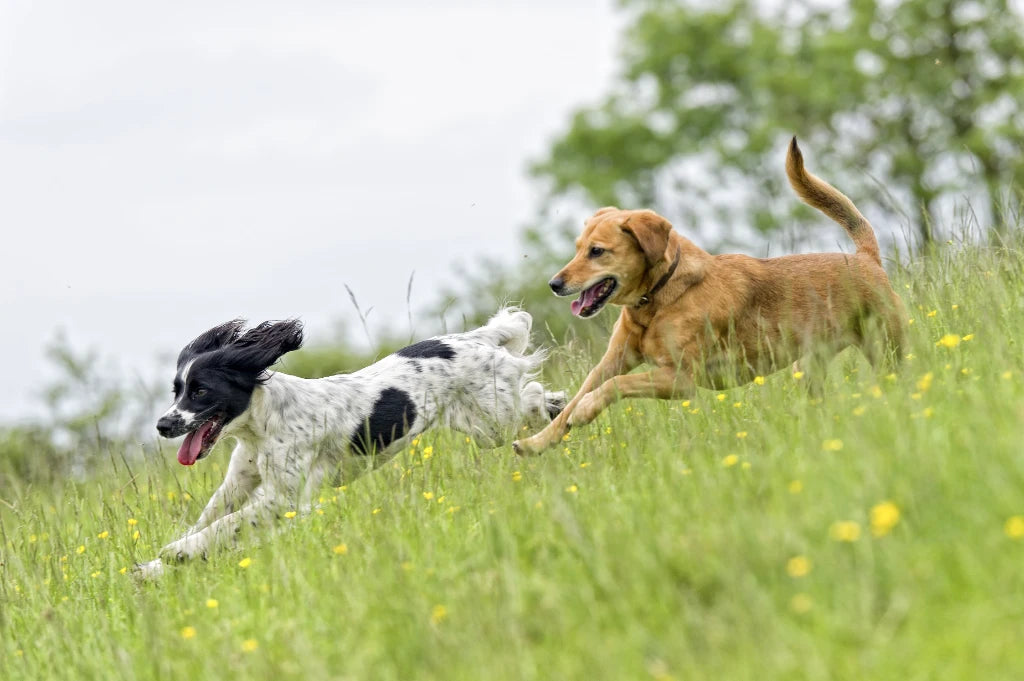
[533,0,1024,248]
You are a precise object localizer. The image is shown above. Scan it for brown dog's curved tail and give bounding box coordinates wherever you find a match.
[786,137,881,265]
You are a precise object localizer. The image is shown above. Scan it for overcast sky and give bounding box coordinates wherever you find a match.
[0,0,622,421]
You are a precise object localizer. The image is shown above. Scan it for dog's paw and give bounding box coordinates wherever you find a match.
[133,558,165,581]
[512,434,549,456]
[159,536,206,563]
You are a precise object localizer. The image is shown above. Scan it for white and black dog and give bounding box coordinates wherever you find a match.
[136,307,564,578]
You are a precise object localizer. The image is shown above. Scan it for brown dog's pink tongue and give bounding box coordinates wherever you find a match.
[571,285,599,317]
[177,421,213,466]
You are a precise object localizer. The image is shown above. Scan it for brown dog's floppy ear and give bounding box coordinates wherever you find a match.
[621,211,671,266]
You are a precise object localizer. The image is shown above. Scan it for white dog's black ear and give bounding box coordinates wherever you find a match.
[177,319,246,368]
[224,320,304,377]
[621,211,671,266]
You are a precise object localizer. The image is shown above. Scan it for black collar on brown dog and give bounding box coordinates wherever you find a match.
[635,247,681,308]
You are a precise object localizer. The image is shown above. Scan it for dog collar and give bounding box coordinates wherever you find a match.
[636,247,681,308]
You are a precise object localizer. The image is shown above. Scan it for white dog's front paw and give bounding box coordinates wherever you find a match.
[159,535,206,562]
[133,558,165,580]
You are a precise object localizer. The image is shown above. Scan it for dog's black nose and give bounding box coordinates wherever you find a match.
[156,415,182,438]
[549,277,566,295]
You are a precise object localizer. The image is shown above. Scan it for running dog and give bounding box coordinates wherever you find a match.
[137,308,564,577]
[513,138,905,455]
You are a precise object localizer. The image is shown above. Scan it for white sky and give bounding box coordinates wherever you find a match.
[0,0,622,421]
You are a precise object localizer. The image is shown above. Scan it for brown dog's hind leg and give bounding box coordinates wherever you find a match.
[853,309,906,375]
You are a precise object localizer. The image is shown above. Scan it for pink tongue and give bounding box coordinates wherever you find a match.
[177,421,214,466]
[570,285,602,317]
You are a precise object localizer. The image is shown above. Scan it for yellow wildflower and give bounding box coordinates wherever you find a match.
[238,557,252,569]
[565,484,578,493]
[786,556,812,578]
[792,371,804,380]
[788,480,803,494]
[76,545,86,554]
[283,511,297,519]
[511,470,522,482]
[936,334,960,349]
[926,309,937,317]
[241,639,259,652]
[962,334,974,341]
[422,491,434,500]
[722,454,739,467]
[333,543,348,555]
[422,446,434,459]
[736,431,748,439]
[181,626,196,640]
[206,599,219,609]
[716,393,726,402]
[753,376,765,385]
[97,531,109,539]
[852,405,866,416]
[916,372,933,392]
[1004,516,1024,539]
[870,501,900,537]
[822,439,844,452]
[431,604,447,624]
[127,518,138,526]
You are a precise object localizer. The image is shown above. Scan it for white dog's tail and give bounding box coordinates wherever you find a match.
[477,306,534,356]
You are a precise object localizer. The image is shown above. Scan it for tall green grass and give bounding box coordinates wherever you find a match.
[3,240,1024,680]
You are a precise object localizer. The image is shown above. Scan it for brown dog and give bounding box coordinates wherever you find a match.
[512,138,905,455]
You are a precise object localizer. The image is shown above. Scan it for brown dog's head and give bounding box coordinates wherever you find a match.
[549,207,675,317]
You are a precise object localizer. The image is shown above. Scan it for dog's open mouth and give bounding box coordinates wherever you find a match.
[177,417,224,466]
[571,278,617,318]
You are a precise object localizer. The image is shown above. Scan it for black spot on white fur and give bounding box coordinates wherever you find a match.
[396,339,456,360]
[350,387,418,455]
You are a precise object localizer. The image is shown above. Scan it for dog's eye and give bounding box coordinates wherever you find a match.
[191,387,208,399]
[589,246,605,258]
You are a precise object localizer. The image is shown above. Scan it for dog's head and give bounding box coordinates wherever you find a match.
[156,319,304,465]
[549,207,680,317]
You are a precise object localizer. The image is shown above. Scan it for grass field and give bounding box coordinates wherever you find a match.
[4,240,1024,680]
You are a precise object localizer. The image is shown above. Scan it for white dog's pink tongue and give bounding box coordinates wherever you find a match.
[177,421,213,466]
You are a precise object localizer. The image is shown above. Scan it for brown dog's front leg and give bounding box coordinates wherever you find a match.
[568,367,696,427]
[513,320,640,455]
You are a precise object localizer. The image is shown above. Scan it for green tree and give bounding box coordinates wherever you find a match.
[533,0,1024,247]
